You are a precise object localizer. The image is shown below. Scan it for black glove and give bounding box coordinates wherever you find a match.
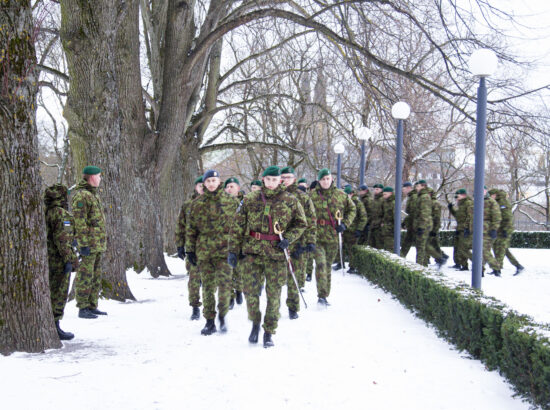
[186,252,197,266]
[336,223,346,233]
[63,262,72,275]
[429,231,436,237]
[278,238,289,250]
[447,203,453,211]
[501,230,508,238]
[177,246,185,260]
[489,229,497,240]
[416,228,424,236]
[354,230,362,238]
[464,228,470,238]
[238,251,246,260]
[306,243,316,253]
[291,249,302,259]
[227,252,237,268]
[80,246,91,256]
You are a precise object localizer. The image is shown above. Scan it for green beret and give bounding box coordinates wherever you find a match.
[343,185,353,194]
[317,168,331,180]
[417,179,427,185]
[484,185,488,190]
[250,180,262,187]
[456,188,467,195]
[83,166,101,175]
[224,177,240,188]
[488,188,498,195]
[280,166,295,175]
[194,176,203,185]
[383,186,394,193]
[262,166,281,177]
[373,183,384,189]
[298,178,307,184]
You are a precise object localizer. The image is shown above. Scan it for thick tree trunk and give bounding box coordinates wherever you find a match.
[0,1,61,355]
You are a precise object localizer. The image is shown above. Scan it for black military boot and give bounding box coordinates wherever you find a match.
[289,309,299,320]
[55,321,74,341]
[263,332,274,348]
[228,298,235,310]
[459,264,469,271]
[190,307,200,320]
[248,323,260,344]
[235,291,243,305]
[332,262,342,271]
[490,270,501,277]
[306,273,312,282]
[514,265,524,276]
[219,314,227,333]
[435,257,447,269]
[78,308,98,319]
[347,267,357,274]
[451,264,462,269]
[90,308,107,315]
[317,297,330,306]
[201,319,217,335]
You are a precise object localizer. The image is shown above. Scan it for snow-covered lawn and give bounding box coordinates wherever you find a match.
[2,251,544,409]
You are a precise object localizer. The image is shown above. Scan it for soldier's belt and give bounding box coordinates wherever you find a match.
[249,231,279,241]
[317,219,336,228]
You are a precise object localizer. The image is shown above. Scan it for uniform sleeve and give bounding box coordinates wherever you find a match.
[355,200,368,230]
[343,195,356,228]
[466,200,474,231]
[417,195,432,229]
[432,201,441,232]
[500,201,513,231]
[53,209,77,263]
[185,202,199,253]
[175,204,186,248]
[303,197,317,245]
[228,197,248,254]
[490,199,502,231]
[284,199,308,245]
[71,193,90,248]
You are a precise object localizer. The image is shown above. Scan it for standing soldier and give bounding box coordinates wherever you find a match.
[228,166,307,348]
[357,184,373,245]
[380,186,395,251]
[310,168,356,305]
[280,166,316,319]
[44,184,79,340]
[448,188,473,270]
[342,185,367,273]
[428,187,448,260]
[490,189,524,275]
[224,177,244,308]
[72,166,107,319]
[186,170,239,335]
[368,184,384,249]
[400,182,417,257]
[175,176,204,320]
[250,180,262,192]
[483,187,502,276]
[304,180,319,282]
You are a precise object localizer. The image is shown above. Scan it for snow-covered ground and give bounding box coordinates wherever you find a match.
[2,250,546,410]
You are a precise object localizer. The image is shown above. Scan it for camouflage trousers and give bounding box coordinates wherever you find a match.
[286,256,305,312]
[343,231,358,267]
[483,237,499,271]
[315,241,338,298]
[242,255,287,334]
[429,231,443,255]
[455,232,472,266]
[493,235,520,270]
[75,252,102,310]
[305,253,314,279]
[415,234,441,266]
[199,257,232,320]
[381,228,394,252]
[186,259,201,308]
[48,258,70,320]
[369,226,384,249]
[400,229,415,257]
[232,264,243,293]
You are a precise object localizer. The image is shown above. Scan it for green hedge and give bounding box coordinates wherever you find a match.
[352,245,550,409]
[437,230,550,249]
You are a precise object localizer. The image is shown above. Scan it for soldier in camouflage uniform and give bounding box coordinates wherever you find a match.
[428,187,448,260]
[228,166,307,348]
[304,180,319,282]
[224,177,244,308]
[368,184,384,249]
[280,166,316,319]
[342,185,367,273]
[186,170,239,335]
[357,185,373,245]
[298,178,308,191]
[482,187,502,276]
[175,176,203,320]
[310,168,356,305]
[448,189,473,270]
[44,184,79,340]
[72,166,107,319]
[489,189,524,275]
[380,187,395,252]
[400,182,417,257]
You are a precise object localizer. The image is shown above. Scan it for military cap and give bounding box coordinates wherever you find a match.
[262,166,281,177]
[403,182,413,187]
[484,185,488,190]
[250,180,262,187]
[317,168,331,180]
[194,176,203,185]
[83,166,101,175]
[383,186,394,193]
[280,166,295,175]
[488,188,498,195]
[224,177,240,188]
[343,184,353,194]
[416,179,427,185]
[413,181,420,186]
[456,188,467,195]
[203,170,219,180]
[358,184,369,191]
[373,183,384,189]
[298,178,307,184]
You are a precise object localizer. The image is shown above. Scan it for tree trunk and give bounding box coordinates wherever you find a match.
[0,1,61,355]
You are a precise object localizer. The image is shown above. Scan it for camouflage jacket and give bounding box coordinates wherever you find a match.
[402,190,417,230]
[359,193,374,223]
[429,188,442,233]
[350,195,368,232]
[380,193,395,235]
[484,196,502,233]
[175,192,200,248]
[186,186,239,260]
[413,187,433,232]
[450,196,473,232]
[228,183,307,261]
[44,184,78,264]
[494,190,514,233]
[309,184,356,245]
[286,182,317,246]
[369,192,384,228]
[71,179,106,253]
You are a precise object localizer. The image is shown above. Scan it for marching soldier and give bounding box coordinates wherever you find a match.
[342,185,367,273]
[224,177,244,308]
[228,166,307,347]
[414,180,445,267]
[368,184,384,249]
[310,168,356,305]
[448,188,473,270]
[175,176,204,320]
[186,170,239,335]
[380,186,395,252]
[304,180,319,282]
[483,187,502,276]
[72,166,107,319]
[400,182,416,257]
[44,184,79,340]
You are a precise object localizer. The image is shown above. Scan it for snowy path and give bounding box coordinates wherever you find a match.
[1,255,534,410]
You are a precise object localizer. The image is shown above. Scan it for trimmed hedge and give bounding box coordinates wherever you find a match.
[352,245,550,409]
[437,230,550,249]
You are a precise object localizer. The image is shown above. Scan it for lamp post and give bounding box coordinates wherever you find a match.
[391,102,411,256]
[469,48,498,289]
[334,142,345,188]
[356,127,371,186]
